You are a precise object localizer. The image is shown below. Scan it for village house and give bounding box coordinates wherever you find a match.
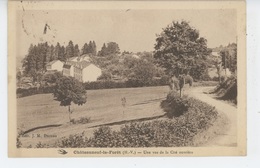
[46,60,64,72]
[63,60,101,82]
[63,63,74,77]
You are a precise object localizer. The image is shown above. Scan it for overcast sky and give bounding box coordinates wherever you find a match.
[17,9,237,58]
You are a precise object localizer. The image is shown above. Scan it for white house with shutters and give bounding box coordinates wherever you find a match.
[63,63,74,77]
[63,60,101,82]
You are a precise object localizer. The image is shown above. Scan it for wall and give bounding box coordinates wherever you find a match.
[82,64,102,82]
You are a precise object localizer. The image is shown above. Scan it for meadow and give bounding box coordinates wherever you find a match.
[17,86,169,147]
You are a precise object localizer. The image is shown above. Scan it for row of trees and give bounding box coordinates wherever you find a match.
[22,41,121,80]
[219,43,237,73]
[82,41,97,55]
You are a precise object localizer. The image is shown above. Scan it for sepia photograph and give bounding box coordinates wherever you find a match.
[8,0,246,157]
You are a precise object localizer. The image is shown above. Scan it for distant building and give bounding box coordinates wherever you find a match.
[63,63,74,77]
[132,54,140,59]
[63,60,101,82]
[211,51,220,57]
[46,60,64,72]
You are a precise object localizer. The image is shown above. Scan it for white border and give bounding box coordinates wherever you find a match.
[1,0,260,167]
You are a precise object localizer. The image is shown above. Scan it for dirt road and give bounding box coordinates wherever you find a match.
[188,86,237,147]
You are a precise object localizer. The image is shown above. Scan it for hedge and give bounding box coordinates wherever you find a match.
[16,86,55,98]
[84,78,168,90]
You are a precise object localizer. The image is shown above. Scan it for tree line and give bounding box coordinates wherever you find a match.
[22,40,121,80]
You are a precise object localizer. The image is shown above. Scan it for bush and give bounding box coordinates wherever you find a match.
[211,76,237,104]
[164,91,189,117]
[17,86,55,98]
[200,73,212,81]
[71,117,91,124]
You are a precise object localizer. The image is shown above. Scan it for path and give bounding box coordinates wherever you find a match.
[188,86,237,147]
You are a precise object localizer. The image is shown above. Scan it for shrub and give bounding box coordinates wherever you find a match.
[84,78,168,90]
[36,142,49,148]
[58,133,87,148]
[71,117,91,124]
[200,73,212,81]
[210,75,237,104]
[164,91,190,117]
[16,86,55,98]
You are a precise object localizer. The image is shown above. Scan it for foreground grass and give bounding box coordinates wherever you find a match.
[17,86,169,147]
[29,91,226,148]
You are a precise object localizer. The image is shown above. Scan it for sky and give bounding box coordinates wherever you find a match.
[17,9,237,58]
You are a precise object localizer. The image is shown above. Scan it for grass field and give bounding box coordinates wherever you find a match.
[17,86,169,147]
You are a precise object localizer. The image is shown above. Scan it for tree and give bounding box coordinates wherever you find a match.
[46,44,54,62]
[22,44,36,76]
[82,43,89,55]
[231,45,237,74]
[60,46,66,61]
[92,41,97,55]
[129,59,156,86]
[154,21,211,80]
[53,76,87,122]
[106,42,120,55]
[42,72,63,84]
[214,58,222,83]
[16,71,22,84]
[81,41,97,56]
[98,42,120,56]
[98,43,107,56]
[74,44,80,57]
[220,49,230,74]
[65,40,74,59]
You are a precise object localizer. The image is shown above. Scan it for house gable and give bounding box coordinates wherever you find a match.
[82,64,102,82]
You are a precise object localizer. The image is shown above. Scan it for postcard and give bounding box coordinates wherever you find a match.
[8,0,246,157]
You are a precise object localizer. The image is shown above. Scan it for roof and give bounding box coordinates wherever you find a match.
[68,55,92,62]
[63,64,72,69]
[63,60,100,70]
[79,60,92,69]
[68,57,79,61]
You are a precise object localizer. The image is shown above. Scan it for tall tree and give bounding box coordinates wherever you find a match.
[88,41,93,55]
[82,43,89,55]
[92,41,97,55]
[74,44,80,57]
[54,42,61,61]
[46,44,54,63]
[22,44,37,77]
[65,40,74,60]
[53,76,87,122]
[60,46,66,61]
[98,43,107,56]
[154,21,211,80]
